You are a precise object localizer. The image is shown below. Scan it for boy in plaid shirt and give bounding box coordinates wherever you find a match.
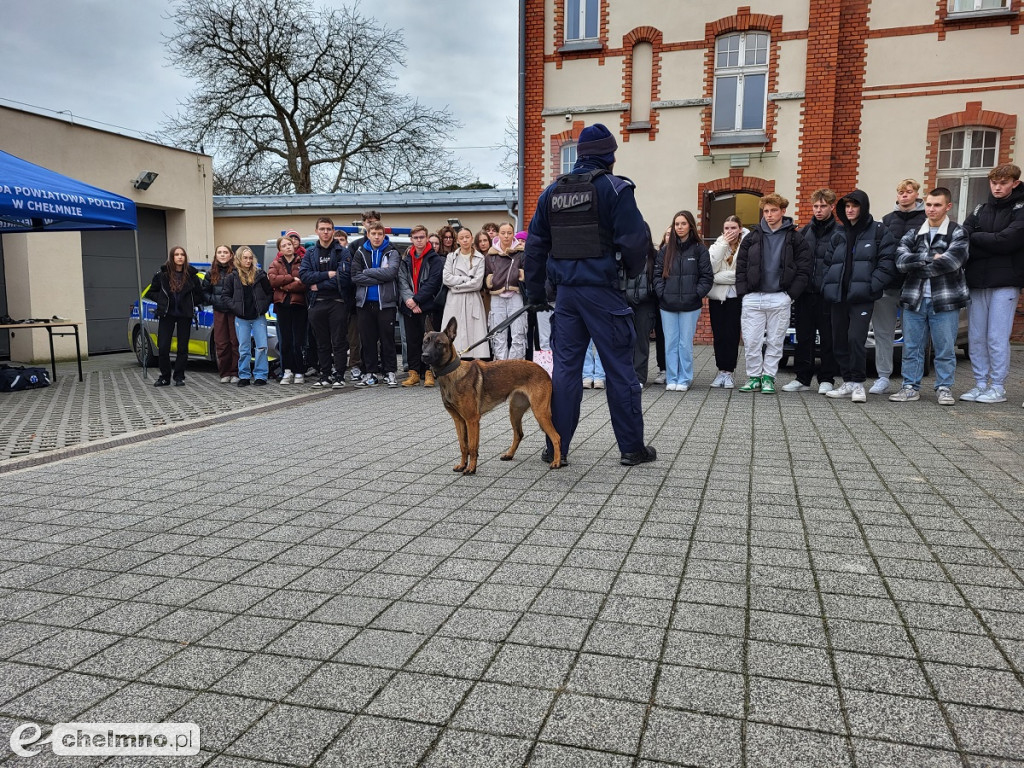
[889,187,970,406]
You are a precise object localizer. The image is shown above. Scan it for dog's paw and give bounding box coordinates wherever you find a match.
[549,459,563,469]
[462,467,477,475]
[500,453,515,461]
[453,463,466,472]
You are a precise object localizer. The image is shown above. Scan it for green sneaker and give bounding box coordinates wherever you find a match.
[760,375,776,394]
[738,376,761,393]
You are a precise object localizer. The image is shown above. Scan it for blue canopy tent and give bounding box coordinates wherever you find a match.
[0,150,150,374]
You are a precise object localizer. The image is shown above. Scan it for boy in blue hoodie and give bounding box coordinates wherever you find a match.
[351,222,401,388]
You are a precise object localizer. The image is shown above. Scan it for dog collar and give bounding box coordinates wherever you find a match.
[432,358,462,378]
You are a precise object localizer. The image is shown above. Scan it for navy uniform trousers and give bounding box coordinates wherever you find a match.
[547,284,646,458]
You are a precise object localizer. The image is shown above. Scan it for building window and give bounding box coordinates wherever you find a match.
[949,0,1008,13]
[712,32,769,136]
[560,143,577,175]
[935,128,999,221]
[566,0,599,42]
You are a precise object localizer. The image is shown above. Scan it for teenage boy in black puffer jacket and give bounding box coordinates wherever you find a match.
[822,190,898,403]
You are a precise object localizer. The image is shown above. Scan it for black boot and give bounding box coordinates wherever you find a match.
[620,446,657,466]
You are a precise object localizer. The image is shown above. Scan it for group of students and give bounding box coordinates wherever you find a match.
[148,212,536,389]
[645,162,1024,406]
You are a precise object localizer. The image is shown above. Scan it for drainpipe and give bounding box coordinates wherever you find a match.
[517,0,526,230]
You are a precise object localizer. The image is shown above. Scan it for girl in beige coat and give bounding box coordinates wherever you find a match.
[441,228,488,358]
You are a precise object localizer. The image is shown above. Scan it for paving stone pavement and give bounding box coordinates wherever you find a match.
[0,346,1023,767]
[0,354,322,464]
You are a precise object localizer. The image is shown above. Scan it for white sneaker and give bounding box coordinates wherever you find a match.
[976,386,1007,404]
[782,380,811,392]
[826,382,855,399]
[868,377,891,395]
[936,386,956,406]
[678,383,689,392]
[279,370,293,385]
[722,373,734,389]
[711,372,727,388]
[583,378,594,388]
[593,379,605,389]
[654,370,667,385]
[349,367,362,381]
[220,376,231,384]
[817,382,834,394]
[666,383,677,391]
[889,386,920,402]
[293,373,305,384]
[229,376,240,384]
[959,386,986,402]
[851,383,866,403]
[385,372,398,388]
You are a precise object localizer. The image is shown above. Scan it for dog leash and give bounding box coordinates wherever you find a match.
[459,302,547,356]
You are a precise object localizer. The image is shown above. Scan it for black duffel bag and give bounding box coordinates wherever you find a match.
[0,364,51,392]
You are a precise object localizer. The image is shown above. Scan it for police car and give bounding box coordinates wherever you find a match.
[127,262,280,368]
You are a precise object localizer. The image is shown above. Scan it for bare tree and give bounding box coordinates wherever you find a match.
[496,115,520,189]
[162,0,471,194]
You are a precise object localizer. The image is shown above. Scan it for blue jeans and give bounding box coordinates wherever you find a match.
[660,308,701,386]
[235,316,269,381]
[901,299,958,390]
[583,341,605,380]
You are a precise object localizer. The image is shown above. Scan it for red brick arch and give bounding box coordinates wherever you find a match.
[924,101,1017,190]
[620,26,663,142]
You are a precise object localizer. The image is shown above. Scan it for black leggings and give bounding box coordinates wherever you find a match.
[708,297,741,372]
[157,314,192,381]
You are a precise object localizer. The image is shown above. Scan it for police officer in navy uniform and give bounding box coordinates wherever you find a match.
[524,123,656,466]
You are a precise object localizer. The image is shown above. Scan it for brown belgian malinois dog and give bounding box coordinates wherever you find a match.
[421,317,563,475]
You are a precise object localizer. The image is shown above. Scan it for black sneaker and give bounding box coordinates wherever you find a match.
[154,377,170,387]
[237,379,251,387]
[312,378,329,389]
[354,374,379,388]
[620,446,657,466]
[253,379,267,387]
[173,379,185,387]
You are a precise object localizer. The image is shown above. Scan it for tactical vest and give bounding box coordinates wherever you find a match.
[549,170,612,260]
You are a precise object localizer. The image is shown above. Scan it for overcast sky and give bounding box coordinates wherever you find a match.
[1,0,519,188]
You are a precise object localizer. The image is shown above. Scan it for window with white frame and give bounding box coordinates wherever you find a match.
[712,32,769,136]
[565,0,599,42]
[935,128,999,221]
[560,143,577,175]
[949,0,1009,13]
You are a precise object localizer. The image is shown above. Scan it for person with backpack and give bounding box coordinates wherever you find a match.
[822,190,898,403]
[150,246,203,387]
[960,163,1024,405]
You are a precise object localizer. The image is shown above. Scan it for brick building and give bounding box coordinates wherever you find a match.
[523,0,1024,342]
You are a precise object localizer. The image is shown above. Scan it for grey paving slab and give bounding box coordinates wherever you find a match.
[2,346,1023,766]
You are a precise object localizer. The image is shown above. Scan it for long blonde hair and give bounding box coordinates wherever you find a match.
[234,246,257,286]
[723,215,743,266]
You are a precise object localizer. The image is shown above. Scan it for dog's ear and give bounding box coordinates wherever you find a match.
[444,316,458,342]
[425,317,434,334]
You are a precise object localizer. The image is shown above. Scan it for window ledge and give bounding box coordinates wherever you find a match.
[709,132,769,147]
[626,121,652,132]
[945,8,1016,21]
[558,40,604,53]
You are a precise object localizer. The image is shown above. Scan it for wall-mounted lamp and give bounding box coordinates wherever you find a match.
[447,218,463,231]
[132,171,159,191]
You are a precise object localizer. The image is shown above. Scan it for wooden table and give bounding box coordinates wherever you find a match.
[0,321,83,382]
